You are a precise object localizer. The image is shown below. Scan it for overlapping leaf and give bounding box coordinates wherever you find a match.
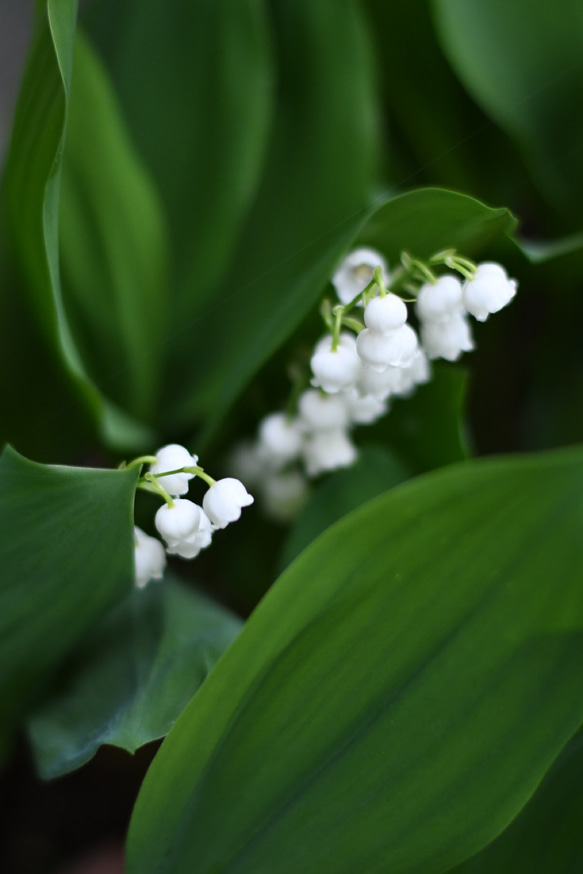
[28,576,242,779]
[128,447,583,874]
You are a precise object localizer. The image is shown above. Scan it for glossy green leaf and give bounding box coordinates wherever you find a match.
[280,445,410,569]
[0,446,138,728]
[1,0,151,450]
[169,0,379,437]
[27,575,242,780]
[362,187,517,261]
[59,32,168,422]
[128,446,583,874]
[431,0,583,217]
[450,734,583,873]
[85,0,273,325]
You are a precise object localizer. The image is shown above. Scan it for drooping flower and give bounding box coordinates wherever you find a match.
[203,478,254,529]
[149,444,198,497]
[420,312,474,361]
[258,412,303,467]
[302,428,357,476]
[134,526,166,589]
[332,247,389,305]
[310,332,360,393]
[463,262,517,322]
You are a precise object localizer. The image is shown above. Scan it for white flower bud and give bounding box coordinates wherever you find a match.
[150,444,198,497]
[260,471,309,522]
[258,413,303,465]
[416,275,463,323]
[302,428,357,477]
[363,294,407,332]
[420,312,474,361]
[298,389,350,431]
[342,388,387,424]
[134,527,166,589]
[356,324,418,371]
[332,247,389,305]
[463,262,517,322]
[203,477,254,529]
[310,332,360,393]
[155,499,209,547]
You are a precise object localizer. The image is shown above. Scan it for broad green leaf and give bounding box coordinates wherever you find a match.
[362,187,517,261]
[431,0,583,217]
[280,445,410,569]
[27,575,242,780]
[0,446,138,728]
[128,447,583,874]
[1,0,151,450]
[85,0,273,326]
[368,363,470,473]
[450,734,583,873]
[515,231,583,264]
[59,32,168,422]
[168,0,379,437]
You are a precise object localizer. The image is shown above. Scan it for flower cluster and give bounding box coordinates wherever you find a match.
[131,444,253,588]
[231,246,516,521]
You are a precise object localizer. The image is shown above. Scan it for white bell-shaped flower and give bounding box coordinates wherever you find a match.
[356,324,418,371]
[416,275,463,323]
[355,362,406,401]
[342,388,388,424]
[134,527,166,589]
[463,262,517,322]
[150,444,198,497]
[298,389,350,431]
[302,428,357,476]
[420,312,474,361]
[332,247,389,305]
[203,477,254,529]
[363,293,407,333]
[260,470,309,523]
[155,498,209,548]
[166,511,214,559]
[258,413,303,466]
[310,332,360,393]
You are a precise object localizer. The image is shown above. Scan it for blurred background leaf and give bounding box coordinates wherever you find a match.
[27,574,242,780]
[0,0,153,452]
[59,31,169,423]
[431,0,583,227]
[127,446,583,874]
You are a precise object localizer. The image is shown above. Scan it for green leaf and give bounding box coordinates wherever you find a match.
[59,31,168,422]
[27,575,242,780]
[280,445,410,570]
[85,0,273,327]
[368,363,470,473]
[127,446,583,874]
[431,0,583,217]
[0,446,138,728]
[1,0,152,450]
[168,0,379,437]
[362,187,517,260]
[450,734,583,873]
